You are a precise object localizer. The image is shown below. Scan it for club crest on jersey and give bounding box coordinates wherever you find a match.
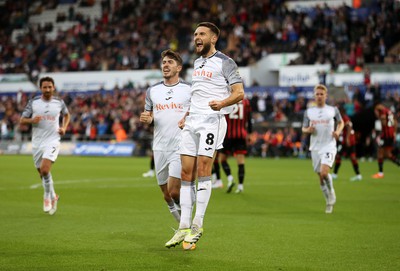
[235,69,241,78]
[165,89,174,100]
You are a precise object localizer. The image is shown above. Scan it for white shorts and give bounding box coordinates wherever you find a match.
[32,142,60,169]
[311,147,337,173]
[154,150,181,186]
[180,114,227,158]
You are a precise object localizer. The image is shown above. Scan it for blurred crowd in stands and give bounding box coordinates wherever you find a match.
[0,85,154,156]
[246,82,400,158]
[1,82,399,158]
[0,0,400,157]
[0,0,399,81]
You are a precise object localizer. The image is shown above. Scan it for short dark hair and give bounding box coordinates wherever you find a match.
[197,22,220,37]
[161,49,183,66]
[39,77,55,88]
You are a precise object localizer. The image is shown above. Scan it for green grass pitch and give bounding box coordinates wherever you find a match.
[0,155,399,270]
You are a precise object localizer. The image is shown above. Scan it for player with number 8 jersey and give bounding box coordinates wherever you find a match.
[168,22,244,250]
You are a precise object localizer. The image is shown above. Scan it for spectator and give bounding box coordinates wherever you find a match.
[1,119,11,140]
[112,118,127,142]
[96,117,109,140]
[1,0,398,78]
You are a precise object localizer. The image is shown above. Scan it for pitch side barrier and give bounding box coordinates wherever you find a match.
[0,86,336,99]
[245,85,400,100]
[0,85,398,99]
[0,141,136,157]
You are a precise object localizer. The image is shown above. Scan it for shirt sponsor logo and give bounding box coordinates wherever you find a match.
[155,102,184,111]
[311,119,330,125]
[192,69,213,78]
[38,115,56,121]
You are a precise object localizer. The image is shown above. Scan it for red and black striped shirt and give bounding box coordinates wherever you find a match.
[341,114,356,146]
[378,107,395,139]
[225,99,252,139]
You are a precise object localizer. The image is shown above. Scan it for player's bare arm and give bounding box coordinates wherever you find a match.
[140,111,153,124]
[59,112,71,136]
[302,125,315,134]
[20,116,41,125]
[209,83,244,111]
[374,104,384,118]
[345,121,352,146]
[178,111,190,129]
[178,118,185,130]
[333,120,344,140]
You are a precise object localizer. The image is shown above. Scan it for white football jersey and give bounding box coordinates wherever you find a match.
[303,105,342,151]
[145,80,191,151]
[190,51,242,115]
[21,96,69,148]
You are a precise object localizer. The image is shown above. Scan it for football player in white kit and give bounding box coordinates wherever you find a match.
[302,84,344,214]
[165,22,244,249]
[20,77,70,215]
[140,50,191,224]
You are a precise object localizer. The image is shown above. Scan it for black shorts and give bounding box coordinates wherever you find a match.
[377,137,395,148]
[220,138,247,155]
[338,144,356,157]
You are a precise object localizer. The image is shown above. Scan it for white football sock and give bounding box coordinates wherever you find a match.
[167,200,180,222]
[325,173,334,193]
[192,176,212,228]
[42,173,54,199]
[320,184,330,204]
[179,181,195,229]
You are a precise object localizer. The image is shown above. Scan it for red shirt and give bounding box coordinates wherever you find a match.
[341,114,356,146]
[378,107,395,139]
[225,99,252,139]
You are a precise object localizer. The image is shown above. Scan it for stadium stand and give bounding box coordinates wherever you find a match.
[1,0,399,76]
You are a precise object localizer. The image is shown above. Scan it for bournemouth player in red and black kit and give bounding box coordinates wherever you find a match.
[372,103,400,178]
[212,98,252,193]
[332,108,362,181]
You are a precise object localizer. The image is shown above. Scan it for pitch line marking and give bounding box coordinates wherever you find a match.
[28,177,146,189]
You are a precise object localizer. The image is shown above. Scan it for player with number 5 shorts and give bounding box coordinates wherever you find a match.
[302,84,344,214]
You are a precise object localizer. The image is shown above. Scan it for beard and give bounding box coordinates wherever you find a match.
[196,42,211,56]
[163,70,177,80]
[43,92,52,99]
